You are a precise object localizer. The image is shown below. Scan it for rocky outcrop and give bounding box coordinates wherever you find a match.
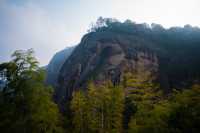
[55,21,200,104]
[56,32,159,103]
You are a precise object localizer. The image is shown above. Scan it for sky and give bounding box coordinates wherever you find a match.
[0,0,200,66]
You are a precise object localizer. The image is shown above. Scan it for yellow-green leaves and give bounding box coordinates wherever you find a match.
[71,82,125,133]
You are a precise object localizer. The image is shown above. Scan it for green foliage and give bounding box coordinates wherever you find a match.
[125,68,200,133]
[0,49,63,133]
[128,85,200,133]
[88,17,119,32]
[167,85,200,133]
[122,65,163,131]
[71,82,124,133]
[71,90,90,133]
[1,49,200,133]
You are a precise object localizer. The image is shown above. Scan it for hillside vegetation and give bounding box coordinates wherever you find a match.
[1,18,200,133]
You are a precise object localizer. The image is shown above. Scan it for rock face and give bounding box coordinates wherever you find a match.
[55,21,200,104]
[46,46,75,88]
[56,32,159,103]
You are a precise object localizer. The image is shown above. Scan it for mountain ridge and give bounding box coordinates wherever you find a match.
[48,18,200,104]
[46,46,75,88]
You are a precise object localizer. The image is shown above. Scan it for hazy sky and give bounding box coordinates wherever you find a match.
[0,0,200,65]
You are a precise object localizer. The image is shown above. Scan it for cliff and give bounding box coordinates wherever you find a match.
[55,19,200,103]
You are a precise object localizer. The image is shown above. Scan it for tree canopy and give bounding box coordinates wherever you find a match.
[0,49,63,133]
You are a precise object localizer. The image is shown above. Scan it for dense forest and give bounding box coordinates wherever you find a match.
[0,49,200,133]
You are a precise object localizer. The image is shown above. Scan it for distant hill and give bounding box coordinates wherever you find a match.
[53,18,200,103]
[46,46,75,88]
